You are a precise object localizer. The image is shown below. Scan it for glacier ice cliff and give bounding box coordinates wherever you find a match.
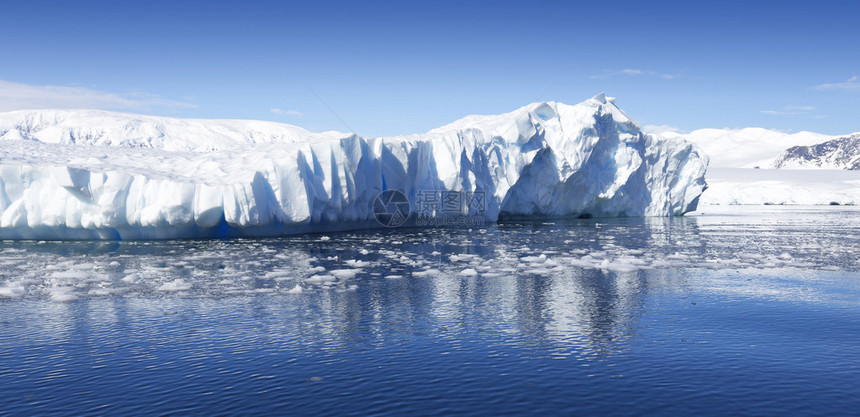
[0,94,708,239]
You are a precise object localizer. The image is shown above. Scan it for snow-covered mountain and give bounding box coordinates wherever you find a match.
[0,94,708,239]
[650,127,834,168]
[646,127,860,206]
[772,134,860,170]
[699,167,860,206]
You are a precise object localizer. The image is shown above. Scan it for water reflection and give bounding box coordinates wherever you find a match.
[3,207,860,416]
[1,206,859,359]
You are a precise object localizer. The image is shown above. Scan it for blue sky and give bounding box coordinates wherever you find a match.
[1,0,858,137]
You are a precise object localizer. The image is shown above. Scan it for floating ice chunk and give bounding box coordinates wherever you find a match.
[344,260,370,267]
[599,259,640,273]
[88,288,114,296]
[286,284,303,294]
[266,270,296,279]
[0,282,26,298]
[449,254,478,262]
[411,269,439,277]
[50,270,92,280]
[305,274,336,284]
[49,287,78,302]
[521,254,547,264]
[570,256,599,269]
[329,269,362,279]
[142,265,171,274]
[157,279,192,292]
[459,268,479,276]
[616,256,648,266]
[384,275,404,279]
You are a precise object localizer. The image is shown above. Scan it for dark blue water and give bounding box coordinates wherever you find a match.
[1,206,859,416]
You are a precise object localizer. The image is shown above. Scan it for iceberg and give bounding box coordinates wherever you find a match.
[0,94,708,240]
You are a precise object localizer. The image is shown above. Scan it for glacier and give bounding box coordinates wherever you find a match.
[0,94,708,240]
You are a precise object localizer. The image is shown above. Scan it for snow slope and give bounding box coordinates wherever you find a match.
[698,168,860,206]
[0,94,708,239]
[647,128,860,206]
[772,134,860,170]
[651,127,834,168]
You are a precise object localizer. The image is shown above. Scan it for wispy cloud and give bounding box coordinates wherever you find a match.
[590,69,680,80]
[813,76,860,91]
[0,79,194,112]
[760,105,816,116]
[270,108,304,116]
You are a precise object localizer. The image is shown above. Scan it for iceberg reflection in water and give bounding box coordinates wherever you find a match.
[0,206,859,416]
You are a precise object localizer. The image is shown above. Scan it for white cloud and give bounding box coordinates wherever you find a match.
[0,79,194,112]
[760,105,816,116]
[813,76,859,91]
[617,69,644,76]
[785,105,815,111]
[590,69,679,80]
[270,108,304,116]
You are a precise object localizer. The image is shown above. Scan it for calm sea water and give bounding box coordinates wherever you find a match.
[1,206,859,416]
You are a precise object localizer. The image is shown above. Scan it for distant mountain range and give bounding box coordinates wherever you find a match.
[650,127,834,168]
[772,134,860,170]
[645,128,860,206]
[650,127,860,170]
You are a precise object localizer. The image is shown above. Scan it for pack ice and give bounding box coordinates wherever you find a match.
[0,94,708,239]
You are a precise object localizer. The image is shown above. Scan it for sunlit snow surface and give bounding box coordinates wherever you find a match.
[701,168,860,205]
[0,95,707,239]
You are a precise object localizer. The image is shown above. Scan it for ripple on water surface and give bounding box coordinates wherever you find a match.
[0,206,858,416]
